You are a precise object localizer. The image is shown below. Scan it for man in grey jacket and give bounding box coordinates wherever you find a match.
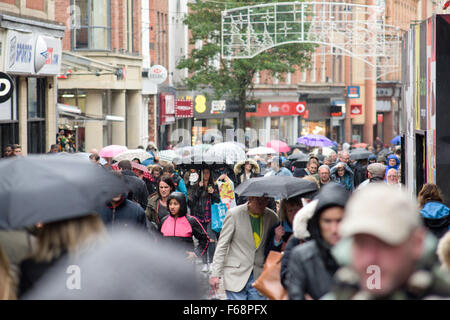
[209,196,278,300]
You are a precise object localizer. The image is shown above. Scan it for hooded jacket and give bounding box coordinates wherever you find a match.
[330,163,354,192]
[420,201,450,239]
[160,192,210,257]
[385,154,400,179]
[287,184,349,300]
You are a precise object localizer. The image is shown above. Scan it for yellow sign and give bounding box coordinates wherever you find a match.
[195,95,207,113]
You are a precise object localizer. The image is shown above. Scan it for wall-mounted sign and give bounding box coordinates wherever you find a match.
[211,100,226,114]
[175,99,194,118]
[6,30,35,74]
[246,102,307,117]
[5,31,62,75]
[160,93,175,125]
[347,86,360,99]
[0,72,14,104]
[148,65,168,84]
[194,95,207,114]
[350,104,363,116]
[330,105,342,117]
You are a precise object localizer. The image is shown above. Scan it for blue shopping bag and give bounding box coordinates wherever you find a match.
[211,202,228,233]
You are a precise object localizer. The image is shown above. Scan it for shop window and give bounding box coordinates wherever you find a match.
[0,77,17,121]
[0,122,18,158]
[301,120,327,137]
[72,0,111,50]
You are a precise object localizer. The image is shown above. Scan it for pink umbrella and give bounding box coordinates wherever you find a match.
[99,145,128,158]
[266,140,291,153]
[111,162,149,174]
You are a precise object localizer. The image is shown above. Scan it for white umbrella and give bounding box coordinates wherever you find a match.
[113,149,153,163]
[56,152,107,165]
[205,142,247,165]
[312,147,335,157]
[247,146,277,156]
[157,150,179,162]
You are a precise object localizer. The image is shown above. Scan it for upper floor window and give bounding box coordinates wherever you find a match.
[72,0,111,50]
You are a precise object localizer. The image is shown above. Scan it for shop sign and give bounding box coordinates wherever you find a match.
[6,30,35,74]
[211,100,226,114]
[0,72,14,103]
[194,95,207,114]
[330,105,342,117]
[6,31,62,75]
[37,36,62,75]
[347,86,360,99]
[175,99,194,118]
[148,65,168,84]
[160,93,175,125]
[377,114,384,123]
[350,104,363,116]
[247,102,307,117]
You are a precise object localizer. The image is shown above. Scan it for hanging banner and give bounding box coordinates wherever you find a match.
[160,93,175,125]
[175,99,194,118]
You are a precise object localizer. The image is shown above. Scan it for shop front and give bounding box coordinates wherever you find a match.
[0,16,64,155]
[246,101,306,146]
[297,85,346,144]
[191,96,239,146]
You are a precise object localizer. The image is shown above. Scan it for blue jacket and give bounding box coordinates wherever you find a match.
[275,167,293,177]
[420,201,450,239]
[385,154,400,179]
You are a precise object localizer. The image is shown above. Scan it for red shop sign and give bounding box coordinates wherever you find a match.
[350,104,363,116]
[160,93,175,125]
[175,99,194,118]
[246,101,307,117]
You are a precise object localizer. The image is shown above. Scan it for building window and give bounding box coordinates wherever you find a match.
[72,0,111,50]
[126,0,134,53]
[27,78,46,154]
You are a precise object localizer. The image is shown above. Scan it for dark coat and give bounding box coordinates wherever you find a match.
[187,183,220,223]
[286,240,334,300]
[19,253,66,298]
[281,236,302,289]
[121,170,149,210]
[97,197,146,229]
[353,161,368,188]
[264,221,294,259]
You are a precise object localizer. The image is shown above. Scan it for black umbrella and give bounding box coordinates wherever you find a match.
[23,227,202,300]
[177,154,231,170]
[287,152,310,162]
[350,148,373,161]
[0,155,128,230]
[235,175,318,199]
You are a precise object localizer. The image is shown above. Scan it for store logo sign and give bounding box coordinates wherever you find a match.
[211,100,226,114]
[148,65,168,84]
[351,104,363,116]
[347,86,360,99]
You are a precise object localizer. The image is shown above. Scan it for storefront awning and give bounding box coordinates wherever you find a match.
[57,104,125,123]
[60,51,121,77]
[57,104,81,115]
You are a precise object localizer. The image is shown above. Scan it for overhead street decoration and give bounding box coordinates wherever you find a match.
[221,2,402,80]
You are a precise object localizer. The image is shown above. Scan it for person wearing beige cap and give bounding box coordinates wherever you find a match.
[325,184,450,299]
[356,162,386,190]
